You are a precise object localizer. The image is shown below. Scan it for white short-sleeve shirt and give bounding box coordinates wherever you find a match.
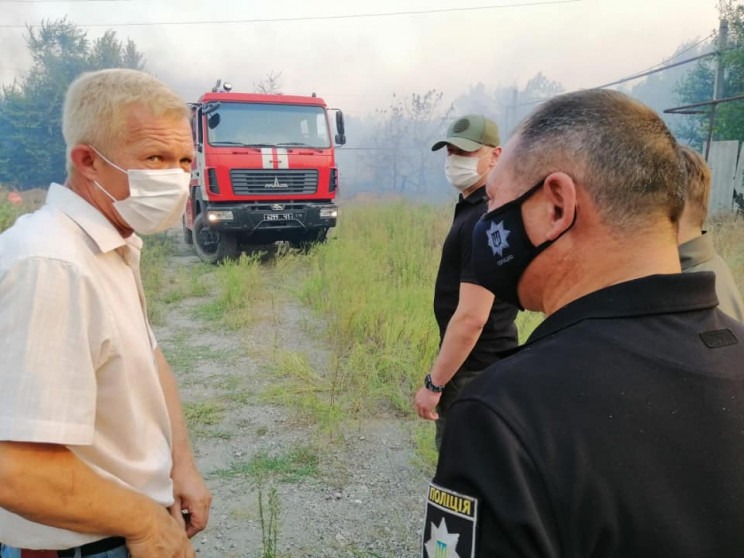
[0,184,174,549]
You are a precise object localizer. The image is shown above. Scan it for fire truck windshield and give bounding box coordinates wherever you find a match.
[206,102,331,149]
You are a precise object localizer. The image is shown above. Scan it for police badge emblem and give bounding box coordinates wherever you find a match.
[422,483,478,558]
[486,220,511,258]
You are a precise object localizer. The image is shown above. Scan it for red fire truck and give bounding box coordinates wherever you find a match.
[183,80,345,262]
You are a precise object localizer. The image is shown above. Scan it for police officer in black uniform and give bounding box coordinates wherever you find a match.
[422,90,744,557]
[413,115,518,450]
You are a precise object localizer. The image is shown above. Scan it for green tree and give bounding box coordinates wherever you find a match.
[676,0,744,148]
[0,18,145,190]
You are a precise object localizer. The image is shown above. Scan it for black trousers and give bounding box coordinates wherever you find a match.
[434,367,483,450]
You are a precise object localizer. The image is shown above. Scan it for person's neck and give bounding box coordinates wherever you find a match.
[66,175,133,238]
[677,221,703,245]
[533,230,682,316]
[461,181,485,199]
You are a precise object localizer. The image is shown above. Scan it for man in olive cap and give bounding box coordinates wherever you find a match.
[413,114,518,449]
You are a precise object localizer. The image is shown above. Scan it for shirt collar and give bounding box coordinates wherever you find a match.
[458,185,488,205]
[46,183,138,254]
[678,232,715,270]
[526,273,719,345]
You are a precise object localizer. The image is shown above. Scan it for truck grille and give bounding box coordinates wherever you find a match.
[230,169,318,195]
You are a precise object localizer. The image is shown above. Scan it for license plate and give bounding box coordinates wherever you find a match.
[264,213,299,221]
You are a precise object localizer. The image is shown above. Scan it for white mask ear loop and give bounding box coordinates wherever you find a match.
[89,146,128,174]
[93,179,119,203]
[89,146,127,203]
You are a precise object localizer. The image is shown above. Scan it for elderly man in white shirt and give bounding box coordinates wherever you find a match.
[0,69,210,558]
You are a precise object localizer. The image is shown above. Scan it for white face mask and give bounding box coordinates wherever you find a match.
[444,153,485,192]
[91,148,191,235]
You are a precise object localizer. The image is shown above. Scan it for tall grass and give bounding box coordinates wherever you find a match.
[0,197,24,233]
[198,252,265,329]
[299,202,449,413]
[710,212,744,298]
[295,202,541,415]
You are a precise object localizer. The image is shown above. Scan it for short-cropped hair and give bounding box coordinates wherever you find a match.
[679,145,711,228]
[512,89,685,231]
[63,69,190,172]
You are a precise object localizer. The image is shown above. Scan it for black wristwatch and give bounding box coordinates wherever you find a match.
[425,374,445,393]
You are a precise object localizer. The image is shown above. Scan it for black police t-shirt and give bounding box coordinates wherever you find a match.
[426,273,744,557]
[433,186,518,371]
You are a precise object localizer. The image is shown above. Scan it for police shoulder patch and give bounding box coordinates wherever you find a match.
[422,482,478,558]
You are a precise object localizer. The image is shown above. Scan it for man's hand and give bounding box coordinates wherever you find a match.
[414,386,442,420]
[127,505,195,558]
[170,464,212,538]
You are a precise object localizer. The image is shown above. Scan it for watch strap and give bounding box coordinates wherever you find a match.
[425,373,445,393]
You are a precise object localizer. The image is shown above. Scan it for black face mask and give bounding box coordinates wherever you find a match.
[472,179,575,310]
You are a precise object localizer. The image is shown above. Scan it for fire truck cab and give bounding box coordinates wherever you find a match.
[184,79,345,263]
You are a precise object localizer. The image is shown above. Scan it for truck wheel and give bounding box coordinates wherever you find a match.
[289,228,328,251]
[315,228,329,243]
[193,213,238,264]
[183,216,193,245]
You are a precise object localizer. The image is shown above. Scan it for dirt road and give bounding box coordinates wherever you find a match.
[153,237,430,557]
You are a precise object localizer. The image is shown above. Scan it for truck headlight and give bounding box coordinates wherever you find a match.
[320,207,338,219]
[207,210,234,222]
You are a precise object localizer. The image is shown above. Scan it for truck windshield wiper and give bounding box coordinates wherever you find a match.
[276,142,326,149]
[211,141,278,148]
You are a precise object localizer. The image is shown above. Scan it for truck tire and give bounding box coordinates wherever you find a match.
[193,213,238,264]
[183,216,193,245]
[289,228,328,251]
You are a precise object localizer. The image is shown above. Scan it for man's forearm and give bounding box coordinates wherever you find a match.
[0,442,159,539]
[429,313,483,386]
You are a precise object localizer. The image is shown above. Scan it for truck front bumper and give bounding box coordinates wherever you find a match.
[201,201,337,236]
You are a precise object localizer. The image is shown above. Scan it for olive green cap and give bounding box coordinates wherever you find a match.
[431,114,501,152]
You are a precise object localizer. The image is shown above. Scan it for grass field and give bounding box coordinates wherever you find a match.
[4,191,744,468]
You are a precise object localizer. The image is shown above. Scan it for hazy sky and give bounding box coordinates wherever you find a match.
[0,0,721,117]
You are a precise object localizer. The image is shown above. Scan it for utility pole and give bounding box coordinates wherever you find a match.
[705,18,729,160]
[506,86,518,138]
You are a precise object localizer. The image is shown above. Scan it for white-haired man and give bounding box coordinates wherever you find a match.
[0,69,210,558]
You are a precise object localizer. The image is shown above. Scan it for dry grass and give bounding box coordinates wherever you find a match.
[709,212,744,298]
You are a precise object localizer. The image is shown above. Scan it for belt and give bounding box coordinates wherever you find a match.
[19,537,126,558]
[58,537,126,557]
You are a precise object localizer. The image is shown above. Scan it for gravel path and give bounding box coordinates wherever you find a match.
[153,239,431,557]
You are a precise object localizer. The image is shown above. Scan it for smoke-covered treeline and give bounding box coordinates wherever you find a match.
[2,3,743,197]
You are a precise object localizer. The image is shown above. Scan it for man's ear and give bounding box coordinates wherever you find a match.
[489,146,503,169]
[542,172,577,241]
[69,145,100,181]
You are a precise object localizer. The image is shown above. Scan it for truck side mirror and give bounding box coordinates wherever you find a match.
[335,110,346,146]
[208,113,221,129]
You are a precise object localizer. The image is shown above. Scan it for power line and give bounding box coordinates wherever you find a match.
[664,94,744,115]
[630,32,715,76]
[0,0,581,28]
[517,45,722,108]
[592,51,717,90]
[0,0,130,2]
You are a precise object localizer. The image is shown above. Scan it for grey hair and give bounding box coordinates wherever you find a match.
[511,89,685,232]
[63,68,190,173]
